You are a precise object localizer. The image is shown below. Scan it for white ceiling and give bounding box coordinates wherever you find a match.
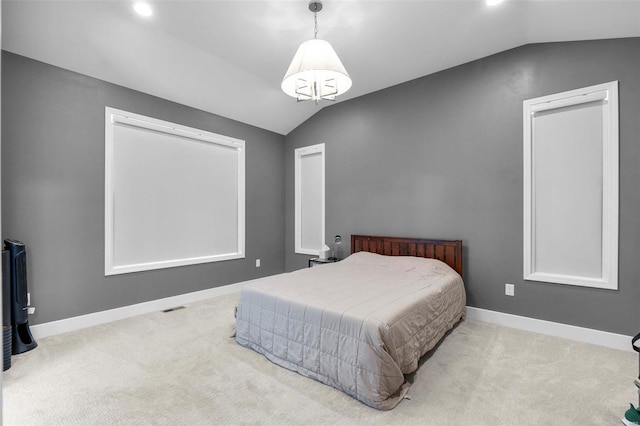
[3,0,639,135]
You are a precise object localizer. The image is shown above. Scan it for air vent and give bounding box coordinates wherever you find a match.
[162,306,185,313]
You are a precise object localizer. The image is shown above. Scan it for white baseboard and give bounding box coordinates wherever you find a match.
[466,306,634,353]
[31,288,633,353]
[30,282,246,340]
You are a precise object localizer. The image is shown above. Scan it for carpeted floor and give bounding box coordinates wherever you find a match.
[3,292,637,425]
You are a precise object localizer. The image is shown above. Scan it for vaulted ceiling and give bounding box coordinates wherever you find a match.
[3,1,639,135]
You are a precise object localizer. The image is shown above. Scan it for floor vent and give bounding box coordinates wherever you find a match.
[162,306,186,313]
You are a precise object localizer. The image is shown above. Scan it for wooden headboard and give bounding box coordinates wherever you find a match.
[351,235,463,275]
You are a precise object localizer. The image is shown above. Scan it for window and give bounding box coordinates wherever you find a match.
[294,143,325,255]
[523,82,618,289]
[105,107,245,275]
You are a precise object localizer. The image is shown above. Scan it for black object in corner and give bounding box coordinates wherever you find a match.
[5,240,37,355]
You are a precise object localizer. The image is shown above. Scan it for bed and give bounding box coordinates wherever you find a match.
[234,235,466,410]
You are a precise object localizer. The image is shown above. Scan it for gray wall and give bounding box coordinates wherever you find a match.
[284,38,640,336]
[2,51,286,325]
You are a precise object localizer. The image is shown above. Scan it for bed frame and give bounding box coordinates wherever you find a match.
[351,235,463,276]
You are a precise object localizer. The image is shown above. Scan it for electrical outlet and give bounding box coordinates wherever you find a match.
[27,307,35,315]
[256,259,261,267]
[505,283,515,297]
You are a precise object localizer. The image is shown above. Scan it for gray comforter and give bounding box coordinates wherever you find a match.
[235,252,466,410]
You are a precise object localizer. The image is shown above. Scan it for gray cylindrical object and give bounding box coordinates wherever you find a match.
[2,250,11,370]
[2,326,11,371]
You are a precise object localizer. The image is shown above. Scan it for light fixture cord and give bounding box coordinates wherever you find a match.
[314,10,318,39]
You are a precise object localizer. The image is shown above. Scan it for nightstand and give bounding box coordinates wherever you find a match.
[308,257,340,268]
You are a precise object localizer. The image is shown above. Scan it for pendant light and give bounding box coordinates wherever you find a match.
[281,1,352,103]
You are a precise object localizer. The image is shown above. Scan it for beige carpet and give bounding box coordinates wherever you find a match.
[3,292,636,425]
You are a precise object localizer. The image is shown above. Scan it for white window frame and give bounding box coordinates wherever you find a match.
[523,81,618,290]
[294,143,325,255]
[105,107,245,275]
